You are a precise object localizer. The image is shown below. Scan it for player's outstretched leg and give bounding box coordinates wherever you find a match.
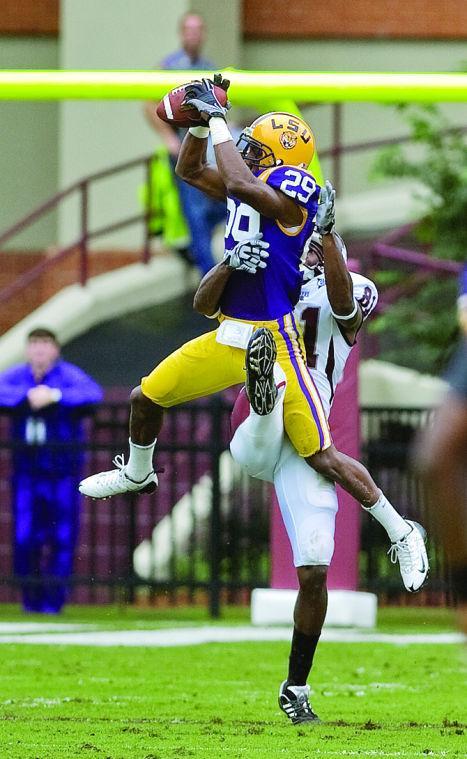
[245,327,277,415]
[79,387,161,499]
[308,446,429,592]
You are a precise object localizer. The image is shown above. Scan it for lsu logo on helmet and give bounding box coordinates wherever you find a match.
[236,112,315,170]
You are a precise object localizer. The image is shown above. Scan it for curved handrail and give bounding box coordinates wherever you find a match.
[0,153,155,319]
[0,120,464,322]
[0,153,153,249]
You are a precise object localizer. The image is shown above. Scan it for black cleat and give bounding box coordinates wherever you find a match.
[245,327,277,415]
[278,680,320,725]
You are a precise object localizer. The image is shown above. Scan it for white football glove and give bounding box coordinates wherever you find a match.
[223,233,270,274]
[315,180,336,235]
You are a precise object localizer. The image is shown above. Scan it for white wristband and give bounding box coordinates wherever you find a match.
[331,300,358,321]
[51,388,62,403]
[205,308,221,320]
[188,126,210,139]
[210,117,233,146]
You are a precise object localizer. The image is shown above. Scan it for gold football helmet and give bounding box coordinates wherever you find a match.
[236,112,315,170]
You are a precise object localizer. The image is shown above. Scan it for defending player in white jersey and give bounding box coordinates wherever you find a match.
[194,187,429,725]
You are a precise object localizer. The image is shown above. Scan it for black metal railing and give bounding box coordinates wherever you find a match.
[0,401,453,614]
[360,406,452,604]
[0,395,272,616]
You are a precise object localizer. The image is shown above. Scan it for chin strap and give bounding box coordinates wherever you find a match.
[300,265,323,283]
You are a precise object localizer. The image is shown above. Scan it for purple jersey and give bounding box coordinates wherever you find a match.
[220,165,320,321]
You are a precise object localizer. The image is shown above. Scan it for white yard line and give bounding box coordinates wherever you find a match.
[0,622,92,633]
[0,625,463,647]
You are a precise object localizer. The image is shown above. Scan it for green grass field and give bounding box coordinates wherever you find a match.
[0,606,465,758]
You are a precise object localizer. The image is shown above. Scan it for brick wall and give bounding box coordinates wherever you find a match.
[0,249,142,335]
[243,0,467,39]
[0,0,58,35]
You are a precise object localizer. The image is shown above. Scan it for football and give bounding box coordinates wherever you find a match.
[156,82,228,128]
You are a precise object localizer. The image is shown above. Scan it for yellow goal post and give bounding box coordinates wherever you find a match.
[1,70,465,184]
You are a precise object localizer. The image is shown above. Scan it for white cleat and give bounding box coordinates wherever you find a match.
[79,454,158,499]
[388,520,429,592]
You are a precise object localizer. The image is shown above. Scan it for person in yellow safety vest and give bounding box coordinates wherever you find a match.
[139,146,193,265]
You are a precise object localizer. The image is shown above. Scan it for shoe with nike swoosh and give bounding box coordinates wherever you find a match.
[388,520,429,592]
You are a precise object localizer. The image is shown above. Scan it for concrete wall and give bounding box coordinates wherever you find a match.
[0,37,59,249]
[58,0,190,249]
[58,0,242,250]
[1,8,465,250]
[191,0,241,69]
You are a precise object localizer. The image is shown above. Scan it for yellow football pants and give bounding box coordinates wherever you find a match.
[141,313,331,457]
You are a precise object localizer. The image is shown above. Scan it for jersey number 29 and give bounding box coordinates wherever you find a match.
[280,170,316,203]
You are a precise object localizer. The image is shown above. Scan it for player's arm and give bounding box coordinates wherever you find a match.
[181,78,303,226]
[178,132,301,223]
[175,129,227,201]
[213,138,303,226]
[323,232,363,340]
[193,262,232,317]
[317,181,363,341]
[194,235,270,316]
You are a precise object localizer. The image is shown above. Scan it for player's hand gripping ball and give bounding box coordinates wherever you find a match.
[156,74,230,128]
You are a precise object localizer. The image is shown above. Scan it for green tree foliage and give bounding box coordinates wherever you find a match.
[370,105,466,374]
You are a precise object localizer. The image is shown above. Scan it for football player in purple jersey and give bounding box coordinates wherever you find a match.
[80,75,335,499]
[78,70,424,565]
[195,222,429,724]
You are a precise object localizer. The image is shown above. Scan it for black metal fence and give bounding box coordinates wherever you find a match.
[0,396,272,616]
[0,400,452,614]
[360,406,453,604]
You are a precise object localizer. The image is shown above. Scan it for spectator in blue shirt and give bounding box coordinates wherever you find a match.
[0,328,103,614]
[143,12,225,274]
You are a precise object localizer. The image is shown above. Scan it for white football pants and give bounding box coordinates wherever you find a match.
[230,370,338,567]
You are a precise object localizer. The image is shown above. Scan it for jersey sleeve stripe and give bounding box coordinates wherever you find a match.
[276,208,308,237]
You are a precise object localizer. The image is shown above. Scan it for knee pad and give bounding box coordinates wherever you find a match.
[230,431,274,481]
[296,518,335,566]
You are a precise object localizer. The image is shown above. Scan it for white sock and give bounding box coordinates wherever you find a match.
[126,438,156,481]
[362,491,410,543]
[247,400,284,443]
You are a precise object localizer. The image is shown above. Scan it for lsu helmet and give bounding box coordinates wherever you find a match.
[236,112,315,170]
